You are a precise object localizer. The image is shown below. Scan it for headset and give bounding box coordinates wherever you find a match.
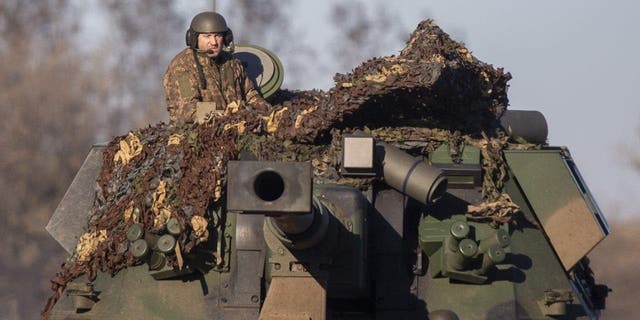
[185,27,236,90]
[185,28,234,50]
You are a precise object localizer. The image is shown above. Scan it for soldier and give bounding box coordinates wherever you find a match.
[163,11,271,123]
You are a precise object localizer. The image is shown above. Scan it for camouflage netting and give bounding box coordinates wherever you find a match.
[43,20,536,317]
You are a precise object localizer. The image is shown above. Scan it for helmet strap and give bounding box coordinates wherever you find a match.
[192,49,207,90]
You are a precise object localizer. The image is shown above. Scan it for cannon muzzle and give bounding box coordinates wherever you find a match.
[227,161,329,249]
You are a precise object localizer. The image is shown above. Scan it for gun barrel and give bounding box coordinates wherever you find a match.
[227,161,312,214]
[270,212,315,235]
[227,161,328,249]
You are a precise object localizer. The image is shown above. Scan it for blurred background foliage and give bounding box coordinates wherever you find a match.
[0,1,637,319]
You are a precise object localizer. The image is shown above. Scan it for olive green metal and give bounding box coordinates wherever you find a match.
[126,223,144,242]
[376,141,448,204]
[504,149,609,271]
[547,301,567,317]
[156,234,176,253]
[66,282,98,312]
[265,196,330,250]
[447,238,477,271]
[419,218,452,256]
[477,228,510,254]
[426,218,517,314]
[538,289,574,316]
[260,46,285,98]
[458,238,477,258]
[233,44,285,99]
[269,212,314,235]
[428,309,460,320]
[503,174,590,319]
[85,265,210,318]
[447,235,460,253]
[446,222,466,252]
[430,143,481,164]
[485,245,505,263]
[70,294,95,311]
[264,184,369,301]
[450,221,470,240]
[190,12,228,33]
[148,252,166,271]
[478,246,505,275]
[129,239,149,259]
[166,217,182,236]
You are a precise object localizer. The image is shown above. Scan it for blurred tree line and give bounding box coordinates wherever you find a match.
[1,1,102,318]
[0,1,401,318]
[0,1,182,318]
[587,125,640,319]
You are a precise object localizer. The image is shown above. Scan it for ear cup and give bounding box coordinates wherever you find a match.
[185,28,198,49]
[224,28,234,46]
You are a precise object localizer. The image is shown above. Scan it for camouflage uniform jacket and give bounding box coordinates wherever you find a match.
[163,48,271,123]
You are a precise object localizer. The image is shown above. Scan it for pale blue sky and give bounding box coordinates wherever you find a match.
[87,0,640,218]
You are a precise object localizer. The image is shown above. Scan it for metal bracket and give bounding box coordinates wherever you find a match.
[66,282,99,312]
[220,214,265,309]
[537,289,573,316]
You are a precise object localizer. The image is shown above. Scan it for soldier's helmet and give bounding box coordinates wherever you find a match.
[191,12,229,34]
[186,12,232,49]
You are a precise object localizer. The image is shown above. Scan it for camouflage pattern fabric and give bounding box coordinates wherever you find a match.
[162,49,271,123]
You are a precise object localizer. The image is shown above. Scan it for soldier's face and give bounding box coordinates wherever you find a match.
[198,33,224,58]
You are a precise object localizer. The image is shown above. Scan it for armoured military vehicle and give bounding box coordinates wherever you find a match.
[44,21,610,320]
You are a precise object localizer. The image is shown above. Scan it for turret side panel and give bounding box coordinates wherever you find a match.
[46,145,106,254]
[504,150,606,271]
